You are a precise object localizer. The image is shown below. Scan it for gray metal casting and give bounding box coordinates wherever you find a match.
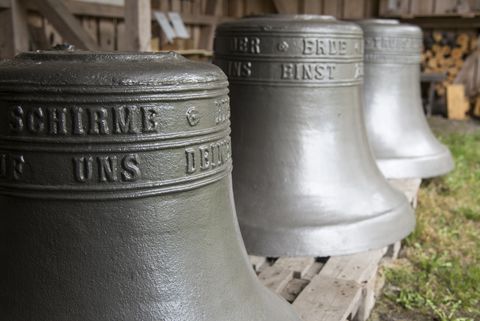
[359,19,454,178]
[0,50,301,321]
[214,15,415,257]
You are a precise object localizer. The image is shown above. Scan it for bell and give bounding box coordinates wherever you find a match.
[0,51,300,321]
[214,15,415,257]
[359,19,454,178]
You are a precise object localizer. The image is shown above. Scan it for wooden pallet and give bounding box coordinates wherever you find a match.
[249,178,421,321]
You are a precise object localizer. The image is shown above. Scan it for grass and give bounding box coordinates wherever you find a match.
[371,130,480,321]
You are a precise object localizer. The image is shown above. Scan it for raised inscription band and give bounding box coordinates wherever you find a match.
[364,36,422,64]
[0,96,230,143]
[214,35,363,59]
[0,133,232,199]
[0,92,232,199]
[214,58,363,86]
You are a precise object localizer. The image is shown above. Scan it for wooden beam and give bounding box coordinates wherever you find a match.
[0,0,10,9]
[65,0,124,18]
[198,0,218,50]
[0,1,235,25]
[181,14,234,25]
[399,16,480,28]
[299,0,322,14]
[273,0,298,13]
[33,0,99,50]
[124,0,151,51]
[0,0,29,59]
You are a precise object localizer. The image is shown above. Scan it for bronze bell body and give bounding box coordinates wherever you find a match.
[214,15,415,257]
[359,19,454,178]
[0,51,300,321]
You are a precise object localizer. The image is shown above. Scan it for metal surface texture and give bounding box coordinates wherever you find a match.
[214,15,415,257]
[359,19,454,178]
[0,50,301,321]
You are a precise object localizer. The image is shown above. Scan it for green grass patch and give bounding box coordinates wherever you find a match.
[376,132,480,321]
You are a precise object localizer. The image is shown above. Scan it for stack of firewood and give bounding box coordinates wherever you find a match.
[422,31,478,97]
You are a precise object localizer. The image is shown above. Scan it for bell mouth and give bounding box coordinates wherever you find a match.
[360,19,400,25]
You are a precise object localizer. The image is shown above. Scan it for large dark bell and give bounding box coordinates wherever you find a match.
[0,51,300,321]
[359,19,454,178]
[214,15,415,257]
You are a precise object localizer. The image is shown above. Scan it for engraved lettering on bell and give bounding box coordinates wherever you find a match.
[186,106,200,126]
[215,15,415,257]
[227,60,252,77]
[0,51,301,321]
[185,137,231,174]
[302,38,348,55]
[9,104,161,135]
[280,63,336,80]
[214,97,230,124]
[277,41,289,52]
[73,153,140,183]
[0,152,25,180]
[231,36,261,53]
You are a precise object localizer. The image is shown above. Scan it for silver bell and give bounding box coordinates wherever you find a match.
[214,15,415,257]
[359,19,454,178]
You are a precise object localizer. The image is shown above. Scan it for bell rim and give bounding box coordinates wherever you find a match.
[239,198,415,257]
[376,147,454,179]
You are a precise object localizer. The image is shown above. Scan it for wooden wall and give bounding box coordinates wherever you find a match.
[1,0,480,57]
[0,0,380,56]
[380,0,480,17]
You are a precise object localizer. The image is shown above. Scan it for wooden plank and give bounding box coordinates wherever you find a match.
[34,0,99,50]
[434,0,457,14]
[116,20,128,50]
[281,278,310,303]
[27,11,49,51]
[159,0,170,11]
[182,14,234,25]
[279,260,325,303]
[273,0,298,13]
[446,84,469,119]
[124,0,151,51]
[385,240,402,259]
[309,249,386,321]
[363,0,381,17]
[319,249,386,284]
[228,0,244,17]
[99,18,115,50]
[65,0,124,18]
[0,0,29,58]
[258,257,315,294]
[323,0,341,17]
[343,0,365,19]
[198,0,218,50]
[0,1,234,26]
[293,275,363,321]
[81,17,99,45]
[181,0,192,14]
[244,0,276,14]
[44,20,63,47]
[300,0,322,14]
[399,16,480,28]
[380,0,412,16]
[388,178,422,206]
[249,255,268,272]
[353,266,379,321]
[170,0,181,12]
[410,0,434,15]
